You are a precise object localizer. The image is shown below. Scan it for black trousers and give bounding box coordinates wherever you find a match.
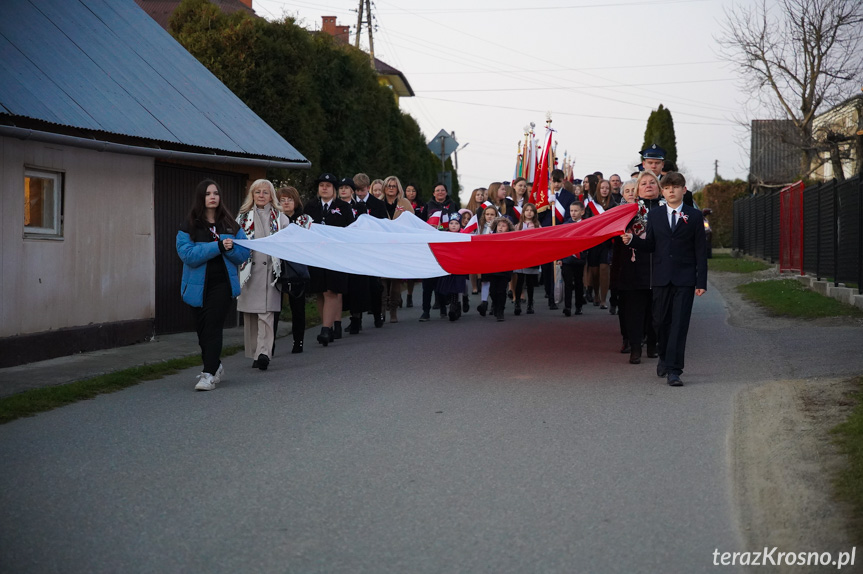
[191,280,231,375]
[368,276,382,319]
[541,261,554,299]
[620,289,655,351]
[514,273,537,306]
[489,275,510,313]
[422,277,443,313]
[617,292,627,339]
[560,262,586,310]
[289,292,305,342]
[652,284,696,374]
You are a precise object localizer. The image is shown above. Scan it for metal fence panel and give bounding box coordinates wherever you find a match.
[734,175,861,292]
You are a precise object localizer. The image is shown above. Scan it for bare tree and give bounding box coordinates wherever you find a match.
[718,0,863,181]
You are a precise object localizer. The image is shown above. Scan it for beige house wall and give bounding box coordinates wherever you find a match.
[0,136,155,337]
[811,98,862,180]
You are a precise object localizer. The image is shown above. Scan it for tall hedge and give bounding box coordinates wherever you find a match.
[169,0,455,204]
[692,180,748,248]
[642,104,678,165]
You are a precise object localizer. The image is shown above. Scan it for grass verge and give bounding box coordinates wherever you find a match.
[708,252,771,273]
[737,279,863,318]
[1,297,323,426]
[831,376,863,542]
[0,344,243,425]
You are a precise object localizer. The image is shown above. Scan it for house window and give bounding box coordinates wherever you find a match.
[24,168,63,238]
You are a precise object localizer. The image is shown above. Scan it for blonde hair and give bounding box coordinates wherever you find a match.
[635,171,661,199]
[239,179,280,214]
[487,182,508,215]
[382,175,404,201]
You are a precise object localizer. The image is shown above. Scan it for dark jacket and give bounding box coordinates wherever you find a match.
[628,203,708,289]
[422,196,459,223]
[611,236,651,290]
[539,188,576,227]
[560,218,587,266]
[304,197,356,228]
[353,194,387,219]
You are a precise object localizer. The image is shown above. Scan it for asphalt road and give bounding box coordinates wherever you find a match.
[2,284,862,574]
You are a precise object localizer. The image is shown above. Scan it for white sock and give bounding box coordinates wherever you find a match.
[481,282,490,302]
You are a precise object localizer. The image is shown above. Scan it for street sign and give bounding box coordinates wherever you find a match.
[428,129,458,162]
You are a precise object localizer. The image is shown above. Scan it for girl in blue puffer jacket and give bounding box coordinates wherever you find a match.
[176,179,250,392]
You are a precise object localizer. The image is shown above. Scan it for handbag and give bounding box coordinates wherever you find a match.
[553,264,565,304]
[278,260,310,297]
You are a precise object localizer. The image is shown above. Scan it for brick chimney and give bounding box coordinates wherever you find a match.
[321,16,350,44]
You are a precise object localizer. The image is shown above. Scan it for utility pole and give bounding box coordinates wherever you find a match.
[354,0,375,68]
[354,0,363,49]
[714,159,719,181]
[365,0,374,66]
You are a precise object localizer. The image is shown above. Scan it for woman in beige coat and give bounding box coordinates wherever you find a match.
[236,179,289,370]
[380,175,414,323]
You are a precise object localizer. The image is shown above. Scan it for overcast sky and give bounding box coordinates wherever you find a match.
[253,0,757,201]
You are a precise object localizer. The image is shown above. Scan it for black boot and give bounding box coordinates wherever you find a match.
[333,321,342,340]
[292,339,303,353]
[495,308,505,322]
[449,297,460,321]
[348,316,361,335]
[514,300,522,316]
[629,347,642,364]
[317,327,330,346]
[257,353,269,370]
[477,301,488,317]
[462,294,470,313]
[406,294,413,308]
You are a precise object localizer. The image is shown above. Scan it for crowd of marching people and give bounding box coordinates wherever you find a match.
[177,144,707,391]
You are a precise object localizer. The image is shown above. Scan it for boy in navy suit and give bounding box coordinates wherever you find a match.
[621,172,707,386]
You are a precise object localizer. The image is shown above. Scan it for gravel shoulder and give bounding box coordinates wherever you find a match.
[709,269,860,570]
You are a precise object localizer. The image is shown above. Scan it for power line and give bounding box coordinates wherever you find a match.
[375,0,709,13]
[418,78,735,92]
[416,95,736,126]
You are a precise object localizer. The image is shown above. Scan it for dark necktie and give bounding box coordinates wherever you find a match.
[671,209,677,228]
[323,202,330,215]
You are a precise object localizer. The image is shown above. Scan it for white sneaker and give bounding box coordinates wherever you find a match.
[214,363,224,385]
[195,372,216,391]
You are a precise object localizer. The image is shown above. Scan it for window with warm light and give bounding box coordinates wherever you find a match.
[24,168,63,238]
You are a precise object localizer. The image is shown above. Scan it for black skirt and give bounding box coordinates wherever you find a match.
[308,266,349,294]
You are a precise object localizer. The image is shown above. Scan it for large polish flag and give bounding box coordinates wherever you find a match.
[234,205,636,279]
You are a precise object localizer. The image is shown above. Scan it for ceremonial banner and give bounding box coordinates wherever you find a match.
[234,205,637,278]
[529,128,554,212]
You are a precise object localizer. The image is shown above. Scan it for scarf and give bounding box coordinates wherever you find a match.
[629,197,666,262]
[237,207,282,287]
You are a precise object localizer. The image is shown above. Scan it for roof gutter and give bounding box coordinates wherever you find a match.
[0,126,312,170]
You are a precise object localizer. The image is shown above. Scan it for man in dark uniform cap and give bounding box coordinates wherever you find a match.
[640,144,666,177]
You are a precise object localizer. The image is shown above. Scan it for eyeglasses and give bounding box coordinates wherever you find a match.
[386,184,398,189]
